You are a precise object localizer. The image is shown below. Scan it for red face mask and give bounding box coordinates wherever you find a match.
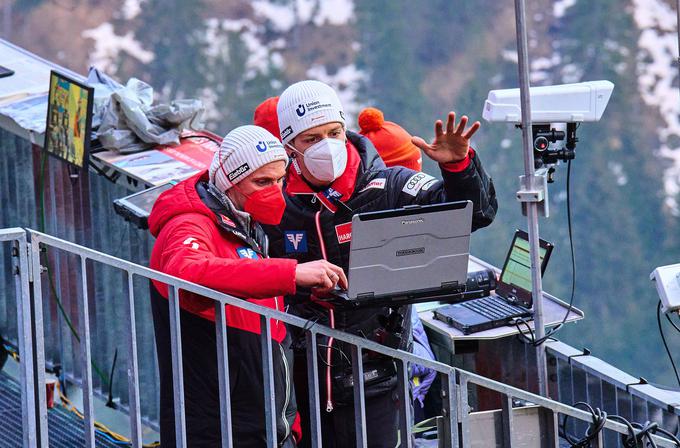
[242,184,287,225]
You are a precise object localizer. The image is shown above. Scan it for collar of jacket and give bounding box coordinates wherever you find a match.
[284,131,381,212]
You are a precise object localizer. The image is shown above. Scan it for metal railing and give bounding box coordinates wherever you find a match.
[547,340,680,447]
[0,228,38,448]
[3,227,680,447]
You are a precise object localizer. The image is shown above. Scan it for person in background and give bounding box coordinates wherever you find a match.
[357,106,423,171]
[256,79,497,448]
[148,125,347,447]
[410,308,437,423]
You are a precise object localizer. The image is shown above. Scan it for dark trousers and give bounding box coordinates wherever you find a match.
[293,351,400,448]
[150,288,296,448]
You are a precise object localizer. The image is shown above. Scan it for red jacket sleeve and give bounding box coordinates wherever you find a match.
[440,148,474,173]
[155,215,297,299]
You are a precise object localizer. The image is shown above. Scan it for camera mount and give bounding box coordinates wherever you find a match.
[532,123,578,174]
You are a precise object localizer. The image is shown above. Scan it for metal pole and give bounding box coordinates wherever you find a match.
[514,0,549,397]
[676,0,680,88]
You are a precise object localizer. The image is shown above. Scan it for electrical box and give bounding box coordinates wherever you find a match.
[650,264,680,314]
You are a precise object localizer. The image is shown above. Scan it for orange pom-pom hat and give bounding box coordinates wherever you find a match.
[253,96,281,141]
[358,107,422,171]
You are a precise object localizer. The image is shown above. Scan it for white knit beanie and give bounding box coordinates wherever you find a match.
[277,80,346,145]
[209,125,288,191]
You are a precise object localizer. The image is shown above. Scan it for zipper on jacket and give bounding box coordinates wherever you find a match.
[278,343,292,441]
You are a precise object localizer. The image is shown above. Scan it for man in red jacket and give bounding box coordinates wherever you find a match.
[148,125,347,447]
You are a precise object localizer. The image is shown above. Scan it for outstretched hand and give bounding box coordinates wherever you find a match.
[412,112,480,164]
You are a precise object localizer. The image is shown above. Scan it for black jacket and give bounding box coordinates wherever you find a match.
[264,131,497,402]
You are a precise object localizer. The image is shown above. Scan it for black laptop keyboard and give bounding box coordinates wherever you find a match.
[461,296,528,320]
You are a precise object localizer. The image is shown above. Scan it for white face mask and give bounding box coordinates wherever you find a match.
[289,138,348,183]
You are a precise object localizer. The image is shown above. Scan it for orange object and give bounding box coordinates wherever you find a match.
[358,107,422,171]
[45,378,56,409]
[253,96,281,141]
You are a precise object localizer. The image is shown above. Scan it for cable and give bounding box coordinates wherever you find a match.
[560,401,607,447]
[657,300,680,387]
[666,312,680,334]
[559,402,679,448]
[106,348,118,408]
[36,152,110,386]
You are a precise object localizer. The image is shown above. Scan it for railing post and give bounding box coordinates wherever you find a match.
[440,370,459,448]
[29,238,48,448]
[124,273,142,448]
[538,408,560,448]
[260,315,277,448]
[13,237,38,448]
[167,285,187,447]
[397,358,413,448]
[501,394,514,447]
[459,375,471,448]
[214,300,233,448]
[305,331,322,447]
[351,345,367,448]
[78,256,95,448]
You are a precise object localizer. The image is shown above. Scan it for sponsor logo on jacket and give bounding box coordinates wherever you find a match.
[236,247,259,259]
[281,126,293,140]
[284,231,308,253]
[335,222,352,244]
[322,187,343,204]
[402,172,436,197]
[359,178,386,192]
[219,214,236,227]
[183,237,200,250]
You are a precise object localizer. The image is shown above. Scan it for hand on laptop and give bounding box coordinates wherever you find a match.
[295,260,348,292]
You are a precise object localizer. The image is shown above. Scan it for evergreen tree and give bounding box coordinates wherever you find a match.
[135,0,208,100]
[354,0,428,135]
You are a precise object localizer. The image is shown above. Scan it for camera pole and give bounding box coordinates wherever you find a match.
[676,0,680,90]
[514,0,549,397]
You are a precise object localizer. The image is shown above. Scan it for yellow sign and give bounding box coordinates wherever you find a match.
[45,71,93,168]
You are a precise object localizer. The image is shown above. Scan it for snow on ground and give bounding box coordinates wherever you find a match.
[121,0,142,20]
[252,0,354,31]
[251,1,296,32]
[632,0,680,213]
[204,17,283,81]
[82,23,153,75]
[553,0,577,19]
[314,0,354,26]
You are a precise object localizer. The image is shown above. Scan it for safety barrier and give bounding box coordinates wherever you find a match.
[2,227,680,447]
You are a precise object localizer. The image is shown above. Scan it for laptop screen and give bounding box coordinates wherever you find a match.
[496,230,553,307]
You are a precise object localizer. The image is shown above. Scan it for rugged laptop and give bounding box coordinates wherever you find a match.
[433,230,553,334]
